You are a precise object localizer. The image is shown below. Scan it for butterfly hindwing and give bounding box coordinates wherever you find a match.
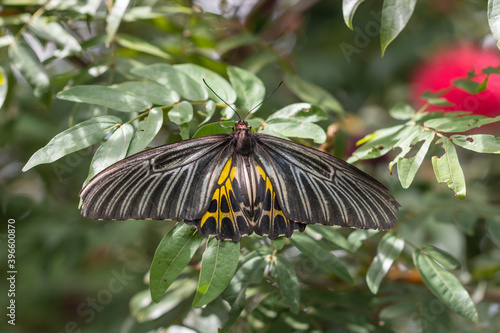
[253,164,306,239]
[253,133,400,230]
[186,156,251,241]
[186,154,305,241]
[80,134,233,221]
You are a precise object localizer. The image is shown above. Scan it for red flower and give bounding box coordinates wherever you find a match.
[410,44,500,117]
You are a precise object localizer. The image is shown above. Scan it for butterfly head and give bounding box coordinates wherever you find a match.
[235,120,250,130]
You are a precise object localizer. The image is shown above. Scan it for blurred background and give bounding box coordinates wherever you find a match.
[1,0,500,332]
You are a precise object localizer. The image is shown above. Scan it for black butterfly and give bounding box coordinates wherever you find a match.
[80,118,400,242]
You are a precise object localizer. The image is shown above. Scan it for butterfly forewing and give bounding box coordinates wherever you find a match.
[80,134,233,221]
[253,133,400,230]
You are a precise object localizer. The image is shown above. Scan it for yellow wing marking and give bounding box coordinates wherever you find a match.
[257,166,289,222]
[200,157,239,230]
[265,175,288,221]
[200,188,219,227]
[218,157,233,185]
[256,165,266,179]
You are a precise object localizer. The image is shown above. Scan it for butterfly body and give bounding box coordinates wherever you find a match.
[80,120,400,241]
[232,120,254,155]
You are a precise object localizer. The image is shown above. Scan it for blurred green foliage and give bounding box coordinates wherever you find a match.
[2,1,500,332]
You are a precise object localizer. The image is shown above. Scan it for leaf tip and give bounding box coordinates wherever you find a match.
[381,46,387,58]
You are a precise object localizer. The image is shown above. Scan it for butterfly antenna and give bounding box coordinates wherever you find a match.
[243,80,283,120]
[203,79,241,121]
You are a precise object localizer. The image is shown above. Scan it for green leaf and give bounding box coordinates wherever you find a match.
[274,237,286,250]
[0,66,7,110]
[366,232,405,294]
[451,134,500,154]
[379,302,417,320]
[116,33,172,60]
[432,138,466,199]
[380,0,417,56]
[0,14,30,27]
[347,229,379,252]
[0,36,15,47]
[22,116,122,171]
[453,78,482,94]
[413,250,478,322]
[222,251,269,330]
[77,0,102,15]
[149,223,203,303]
[430,98,455,106]
[424,115,500,133]
[247,118,264,131]
[192,238,240,308]
[343,0,366,30]
[268,103,328,122]
[482,66,500,75]
[84,123,134,184]
[262,118,326,144]
[421,95,454,106]
[114,81,179,106]
[29,17,82,56]
[284,74,344,115]
[179,123,190,140]
[396,130,435,188]
[105,0,130,44]
[168,101,193,125]
[355,133,378,146]
[227,66,265,112]
[9,40,51,107]
[127,107,164,156]
[476,76,489,93]
[389,102,416,120]
[176,64,237,104]
[388,126,426,171]
[347,125,406,163]
[132,278,197,322]
[221,105,236,120]
[291,233,354,284]
[122,5,186,21]
[487,215,500,248]
[416,111,471,123]
[271,254,300,314]
[192,121,234,138]
[223,251,269,304]
[422,245,461,270]
[132,64,208,101]
[307,225,351,252]
[57,85,152,112]
[199,100,216,125]
[488,0,500,48]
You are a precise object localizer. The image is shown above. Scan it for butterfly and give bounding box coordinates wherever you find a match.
[80,114,400,242]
